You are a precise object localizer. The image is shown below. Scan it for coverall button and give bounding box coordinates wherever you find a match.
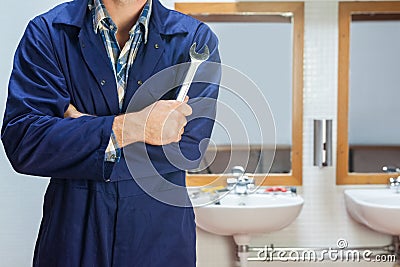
[137,80,143,85]
[100,80,106,86]
[154,43,159,49]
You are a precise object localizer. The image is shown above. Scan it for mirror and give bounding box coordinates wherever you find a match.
[198,21,292,174]
[175,2,303,186]
[337,2,400,184]
[349,16,400,173]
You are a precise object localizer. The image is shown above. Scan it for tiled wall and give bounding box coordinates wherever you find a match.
[189,1,396,266]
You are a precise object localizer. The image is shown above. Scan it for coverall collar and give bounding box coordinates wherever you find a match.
[52,0,188,36]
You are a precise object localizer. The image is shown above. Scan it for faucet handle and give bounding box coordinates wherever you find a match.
[389,177,400,187]
[246,177,255,185]
[389,177,400,193]
[247,177,255,190]
[227,177,237,190]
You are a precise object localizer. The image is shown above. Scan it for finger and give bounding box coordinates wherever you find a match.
[64,104,77,118]
[177,116,186,129]
[68,104,77,111]
[65,104,77,114]
[176,103,192,116]
[167,96,189,108]
[183,116,188,126]
[175,130,184,143]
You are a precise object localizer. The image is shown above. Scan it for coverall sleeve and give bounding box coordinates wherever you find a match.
[1,19,114,181]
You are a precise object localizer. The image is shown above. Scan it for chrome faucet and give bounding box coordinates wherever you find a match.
[383,166,400,173]
[389,177,400,193]
[227,166,255,195]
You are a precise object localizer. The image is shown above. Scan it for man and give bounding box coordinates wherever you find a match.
[1,0,219,265]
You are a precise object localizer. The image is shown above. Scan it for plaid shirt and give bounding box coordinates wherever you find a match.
[89,0,152,162]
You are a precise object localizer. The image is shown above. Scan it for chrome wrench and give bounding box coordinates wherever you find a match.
[176,42,210,102]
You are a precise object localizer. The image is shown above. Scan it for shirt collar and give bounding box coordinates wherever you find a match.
[89,0,152,44]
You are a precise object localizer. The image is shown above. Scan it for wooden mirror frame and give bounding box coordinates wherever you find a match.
[337,2,400,185]
[175,2,304,186]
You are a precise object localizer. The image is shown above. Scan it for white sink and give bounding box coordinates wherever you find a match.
[344,189,400,235]
[192,192,304,245]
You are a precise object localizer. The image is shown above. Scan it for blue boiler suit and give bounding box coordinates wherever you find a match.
[1,0,220,266]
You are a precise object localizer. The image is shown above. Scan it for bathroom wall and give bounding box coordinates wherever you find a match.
[0,1,64,266]
[162,1,395,266]
[0,0,397,266]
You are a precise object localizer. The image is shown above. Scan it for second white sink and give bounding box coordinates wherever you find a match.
[344,188,400,235]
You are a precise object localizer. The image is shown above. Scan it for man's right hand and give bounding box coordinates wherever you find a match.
[113,97,192,147]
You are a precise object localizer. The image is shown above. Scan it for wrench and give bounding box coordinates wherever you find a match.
[176,42,210,102]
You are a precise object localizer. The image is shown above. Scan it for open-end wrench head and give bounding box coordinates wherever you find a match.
[189,42,210,61]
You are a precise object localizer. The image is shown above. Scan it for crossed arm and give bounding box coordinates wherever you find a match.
[63,96,192,148]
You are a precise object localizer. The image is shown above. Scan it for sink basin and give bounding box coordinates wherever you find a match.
[344,189,400,235]
[192,192,304,244]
